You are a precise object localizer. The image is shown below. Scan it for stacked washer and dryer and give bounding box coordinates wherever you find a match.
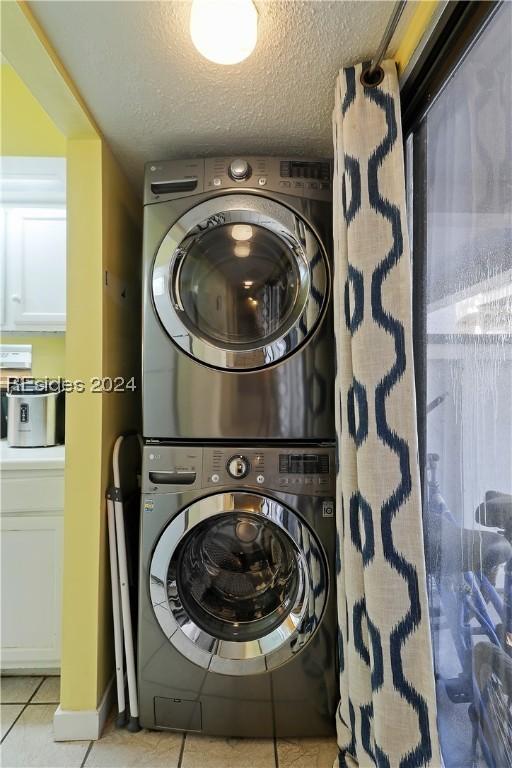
[138,157,337,738]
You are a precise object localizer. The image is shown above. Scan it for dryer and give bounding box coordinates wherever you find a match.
[138,443,337,737]
[142,157,335,441]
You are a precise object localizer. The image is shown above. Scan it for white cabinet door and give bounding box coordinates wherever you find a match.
[4,207,66,331]
[1,514,63,670]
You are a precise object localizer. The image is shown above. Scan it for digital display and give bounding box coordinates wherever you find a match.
[280,161,330,181]
[279,454,329,475]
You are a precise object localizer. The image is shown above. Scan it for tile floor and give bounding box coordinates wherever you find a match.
[0,676,338,768]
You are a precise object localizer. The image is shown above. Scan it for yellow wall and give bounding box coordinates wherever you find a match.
[1,63,67,156]
[2,2,142,714]
[0,334,66,378]
[59,142,141,714]
[97,143,141,698]
[53,131,141,713]
[59,138,104,710]
[60,136,142,712]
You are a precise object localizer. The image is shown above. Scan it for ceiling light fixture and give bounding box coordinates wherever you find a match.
[190,0,258,65]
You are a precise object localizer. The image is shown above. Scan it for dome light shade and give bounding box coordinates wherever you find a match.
[190,0,258,65]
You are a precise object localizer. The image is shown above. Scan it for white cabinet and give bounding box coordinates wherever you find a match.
[0,156,66,332]
[2,207,66,331]
[1,515,63,669]
[1,444,65,672]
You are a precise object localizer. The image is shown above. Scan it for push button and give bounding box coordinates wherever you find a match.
[322,501,334,518]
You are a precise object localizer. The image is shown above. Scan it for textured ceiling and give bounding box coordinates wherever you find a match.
[28,1,413,192]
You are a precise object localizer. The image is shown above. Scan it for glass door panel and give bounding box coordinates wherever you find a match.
[411,5,512,766]
[177,223,301,347]
[173,512,300,642]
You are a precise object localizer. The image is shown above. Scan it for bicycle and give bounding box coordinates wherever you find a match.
[424,397,512,768]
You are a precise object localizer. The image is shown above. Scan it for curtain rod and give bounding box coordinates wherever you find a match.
[361,0,408,87]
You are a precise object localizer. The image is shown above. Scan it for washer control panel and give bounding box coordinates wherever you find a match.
[203,447,335,494]
[143,445,335,496]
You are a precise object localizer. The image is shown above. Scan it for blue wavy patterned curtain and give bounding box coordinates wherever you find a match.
[332,61,441,768]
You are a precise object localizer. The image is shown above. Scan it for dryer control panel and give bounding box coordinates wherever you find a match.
[144,156,332,205]
[142,445,335,497]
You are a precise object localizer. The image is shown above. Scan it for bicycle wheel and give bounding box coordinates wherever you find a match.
[473,642,512,768]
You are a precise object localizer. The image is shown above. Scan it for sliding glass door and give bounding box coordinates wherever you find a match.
[407,4,512,767]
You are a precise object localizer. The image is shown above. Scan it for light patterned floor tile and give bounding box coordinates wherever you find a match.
[32,678,60,705]
[182,734,276,768]
[277,737,339,768]
[0,677,43,704]
[84,715,182,767]
[1,704,24,740]
[0,704,89,767]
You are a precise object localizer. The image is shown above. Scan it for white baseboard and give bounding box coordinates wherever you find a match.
[1,666,60,676]
[53,676,114,741]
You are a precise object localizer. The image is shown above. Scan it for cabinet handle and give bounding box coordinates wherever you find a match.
[11,294,21,303]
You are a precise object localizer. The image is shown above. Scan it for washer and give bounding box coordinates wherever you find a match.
[138,443,337,737]
[142,156,335,441]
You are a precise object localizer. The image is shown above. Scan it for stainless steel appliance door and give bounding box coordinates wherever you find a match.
[151,195,329,370]
[149,492,328,675]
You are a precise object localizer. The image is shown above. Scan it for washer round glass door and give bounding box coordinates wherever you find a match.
[149,492,328,675]
[151,195,329,370]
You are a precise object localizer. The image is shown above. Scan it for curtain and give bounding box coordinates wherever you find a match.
[332,61,441,768]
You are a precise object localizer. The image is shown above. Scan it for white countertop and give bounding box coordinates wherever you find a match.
[0,439,65,471]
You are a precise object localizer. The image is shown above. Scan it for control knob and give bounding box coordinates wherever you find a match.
[227,455,250,479]
[229,158,251,181]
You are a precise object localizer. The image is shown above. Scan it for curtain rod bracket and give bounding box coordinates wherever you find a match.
[360,0,407,88]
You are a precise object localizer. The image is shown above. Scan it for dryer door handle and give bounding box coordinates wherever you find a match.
[149,471,196,485]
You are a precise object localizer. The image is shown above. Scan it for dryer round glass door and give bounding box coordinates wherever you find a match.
[151,195,329,370]
[149,492,328,675]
